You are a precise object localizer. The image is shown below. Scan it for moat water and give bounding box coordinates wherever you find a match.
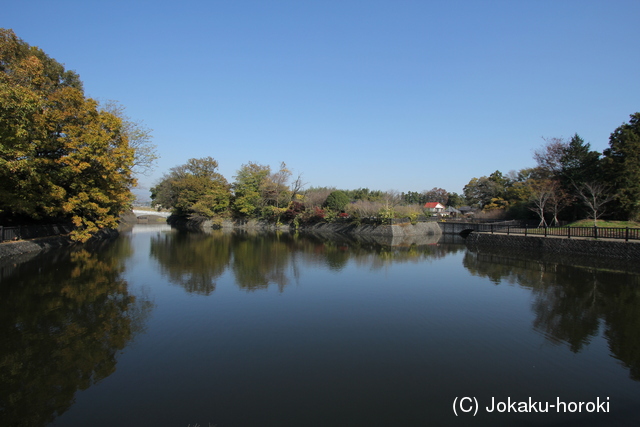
[1,224,639,426]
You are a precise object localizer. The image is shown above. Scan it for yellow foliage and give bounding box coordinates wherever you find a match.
[483,197,509,211]
[0,29,137,239]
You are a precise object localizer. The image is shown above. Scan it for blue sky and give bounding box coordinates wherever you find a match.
[4,1,639,197]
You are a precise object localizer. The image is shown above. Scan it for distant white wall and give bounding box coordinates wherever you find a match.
[132,209,172,218]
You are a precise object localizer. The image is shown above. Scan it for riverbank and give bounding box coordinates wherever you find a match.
[0,234,74,259]
[171,216,443,238]
[0,227,120,261]
[296,221,442,237]
[168,216,291,232]
[0,211,138,261]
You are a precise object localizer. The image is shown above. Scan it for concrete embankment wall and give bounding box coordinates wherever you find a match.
[466,232,640,260]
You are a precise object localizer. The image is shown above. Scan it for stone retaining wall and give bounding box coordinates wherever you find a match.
[0,236,69,259]
[466,232,640,260]
[0,228,119,260]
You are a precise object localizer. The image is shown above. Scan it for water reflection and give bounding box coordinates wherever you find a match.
[3,228,640,426]
[150,231,232,295]
[149,230,467,294]
[301,232,466,270]
[0,237,152,427]
[230,232,294,291]
[464,248,640,380]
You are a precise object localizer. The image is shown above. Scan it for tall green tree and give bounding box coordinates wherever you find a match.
[560,134,601,187]
[557,134,601,221]
[151,157,230,217]
[446,192,464,208]
[231,162,271,217]
[0,29,139,241]
[402,191,425,205]
[230,161,301,220]
[463,171,508,209]
[603,113,640,220]
[345,188,384,202]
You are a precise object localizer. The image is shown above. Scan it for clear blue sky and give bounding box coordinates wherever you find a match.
[4,1,639,197]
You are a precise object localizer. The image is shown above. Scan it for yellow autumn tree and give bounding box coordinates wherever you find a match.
[0,28,139,241]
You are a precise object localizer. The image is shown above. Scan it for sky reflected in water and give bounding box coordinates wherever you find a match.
[1,225,639,426]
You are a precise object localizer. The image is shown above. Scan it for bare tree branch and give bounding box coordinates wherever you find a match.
[574,182,616,226]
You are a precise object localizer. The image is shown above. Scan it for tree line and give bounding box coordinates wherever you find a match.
[463,116,640,225]
[0,29,156,241]
[152,112,640,227]
[150,157,467,225]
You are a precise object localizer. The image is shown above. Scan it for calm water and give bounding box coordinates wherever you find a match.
[1,225,639,427]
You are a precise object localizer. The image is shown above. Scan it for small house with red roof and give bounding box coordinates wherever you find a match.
[424,202,445,215]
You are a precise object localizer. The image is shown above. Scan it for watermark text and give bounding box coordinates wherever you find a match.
[453,396,609,416]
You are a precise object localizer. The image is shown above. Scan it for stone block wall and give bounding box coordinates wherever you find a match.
[466,232,640,260]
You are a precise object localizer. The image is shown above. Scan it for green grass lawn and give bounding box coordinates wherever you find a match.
[501,220,640,242]
[565,219,640,228]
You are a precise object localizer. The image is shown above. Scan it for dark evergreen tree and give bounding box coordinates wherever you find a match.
[560,134,601,186]
[602,113,640,220]
[559,134,602,220]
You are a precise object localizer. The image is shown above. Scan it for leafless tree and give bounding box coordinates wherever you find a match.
[422,187,449,205]
[345,200,380,217]
[546,180,573,226]
[101,100,158,176]
[528,180,554,227]
[302,187,335,208]
[533,137,567,178]
[260,162,293,208]
[289,173,306,201]
[575,182,616,226]
[382,190,403,208]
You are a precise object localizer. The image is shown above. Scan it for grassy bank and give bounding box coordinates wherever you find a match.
[565,219,640,228]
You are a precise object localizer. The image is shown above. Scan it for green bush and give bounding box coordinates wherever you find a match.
[323,190,350,212]
[377,206,394,224]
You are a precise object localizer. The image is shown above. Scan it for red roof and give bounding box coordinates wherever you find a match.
[424,202,443,208]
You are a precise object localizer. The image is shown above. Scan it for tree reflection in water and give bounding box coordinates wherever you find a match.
[463,248,640,381]
[147,226,640,384]
[0,237,152,427]
[150,230,232,295]
[5,229,639,426]
[230,232,293,292]
[149,230,467,294]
